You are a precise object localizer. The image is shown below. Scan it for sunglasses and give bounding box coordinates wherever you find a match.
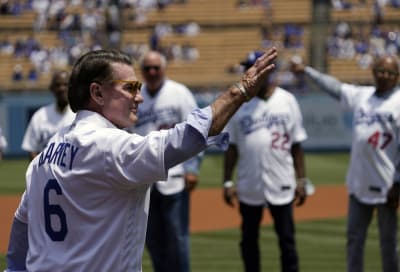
[111,79,142,95]
[142,65,161,72]
[374,67,399,77]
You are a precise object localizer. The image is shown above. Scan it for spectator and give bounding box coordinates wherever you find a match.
[27,66,38,82]
[183,21,200,36]
[0,37,14,55]
[284,24,303,49]
[0,0,10,14]
[12,64,24,82]
[181,42,199,61]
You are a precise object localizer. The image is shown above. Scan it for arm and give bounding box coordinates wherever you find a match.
[6,190,29,271]
[6,217,28,271]
[387,182,400,209]
[291,142,307,207]
[208,47,277,136]
[222,144,238,207]
[21,117,40,161]
[291,61,343,100]
[164,47,277,170]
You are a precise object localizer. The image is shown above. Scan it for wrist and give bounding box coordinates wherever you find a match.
[234,82,250,101]
[296,177,307,185]
[223,180,234,188]
[297,177,315,196]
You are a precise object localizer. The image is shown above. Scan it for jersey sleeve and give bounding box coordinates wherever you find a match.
[179,86,204,174]
[289,95,307,143]
[14,191,28,224]
[104,130,168,187]
[14,162,32,223]
[6,217,28,272]
[0,129,7,151]
[225,119,238,145]
[21,114,40,153]
[103,106,224,188]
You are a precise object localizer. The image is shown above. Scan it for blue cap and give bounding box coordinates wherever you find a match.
[240,51,265,69]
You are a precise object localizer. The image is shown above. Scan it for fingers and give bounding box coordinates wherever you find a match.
[386,198,398,209]
[386,194,399,209]
[223,188,236,207]
[224,196,234,207]
[240,47,277,98]
[186,182,197,192]
[255,47,278,73]
[295,187,307,207]
[185,174,198,192]
[386,183,400,209]
[295,195,306,207]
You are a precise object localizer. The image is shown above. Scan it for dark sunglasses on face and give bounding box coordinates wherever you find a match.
[374,67,399,77]
[142,65,161,72]
[110,79,142,95]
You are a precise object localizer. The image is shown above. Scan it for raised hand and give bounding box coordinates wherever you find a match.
[239,47,278,100]
[289,56,306,75]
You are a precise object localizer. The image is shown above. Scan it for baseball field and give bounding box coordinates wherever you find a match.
[0,153,387,271]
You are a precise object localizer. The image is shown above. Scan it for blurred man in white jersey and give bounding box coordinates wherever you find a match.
[291,55,400,272]
[0,126,8,161]
[127,51,202,272]
[6,48,277,271]
[223,51,310,272]
[21,70,75,160]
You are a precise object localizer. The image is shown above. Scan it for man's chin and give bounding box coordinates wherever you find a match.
[129,115,138,125]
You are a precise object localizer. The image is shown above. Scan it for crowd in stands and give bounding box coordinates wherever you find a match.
[0,0,119,82]
[327,22,400,69]
[331,0,400,10]
[120,0,187,25]
[0,0,301,88]
[331,0,400,24]
[261,24,304,49]
[0,0,204,83]
[0,0,33,15]
[148,21,200,61]
[1,0,399,90]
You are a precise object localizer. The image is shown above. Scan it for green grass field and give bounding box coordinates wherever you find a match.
[0,152,386,271]
[0,152,349,194]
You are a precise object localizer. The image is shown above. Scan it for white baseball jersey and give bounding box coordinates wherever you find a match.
[21,103,75,153]
[130,79,198,195]
[340,84,400,204]
[14,108,224,271]
[226,87,307,205]
[0,127,7,151]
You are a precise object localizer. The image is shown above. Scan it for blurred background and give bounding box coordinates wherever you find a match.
[1,0,400,156]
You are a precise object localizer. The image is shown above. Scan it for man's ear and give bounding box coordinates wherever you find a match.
[89,82,104,106]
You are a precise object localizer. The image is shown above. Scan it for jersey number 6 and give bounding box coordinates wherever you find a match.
[44,179,68,241]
